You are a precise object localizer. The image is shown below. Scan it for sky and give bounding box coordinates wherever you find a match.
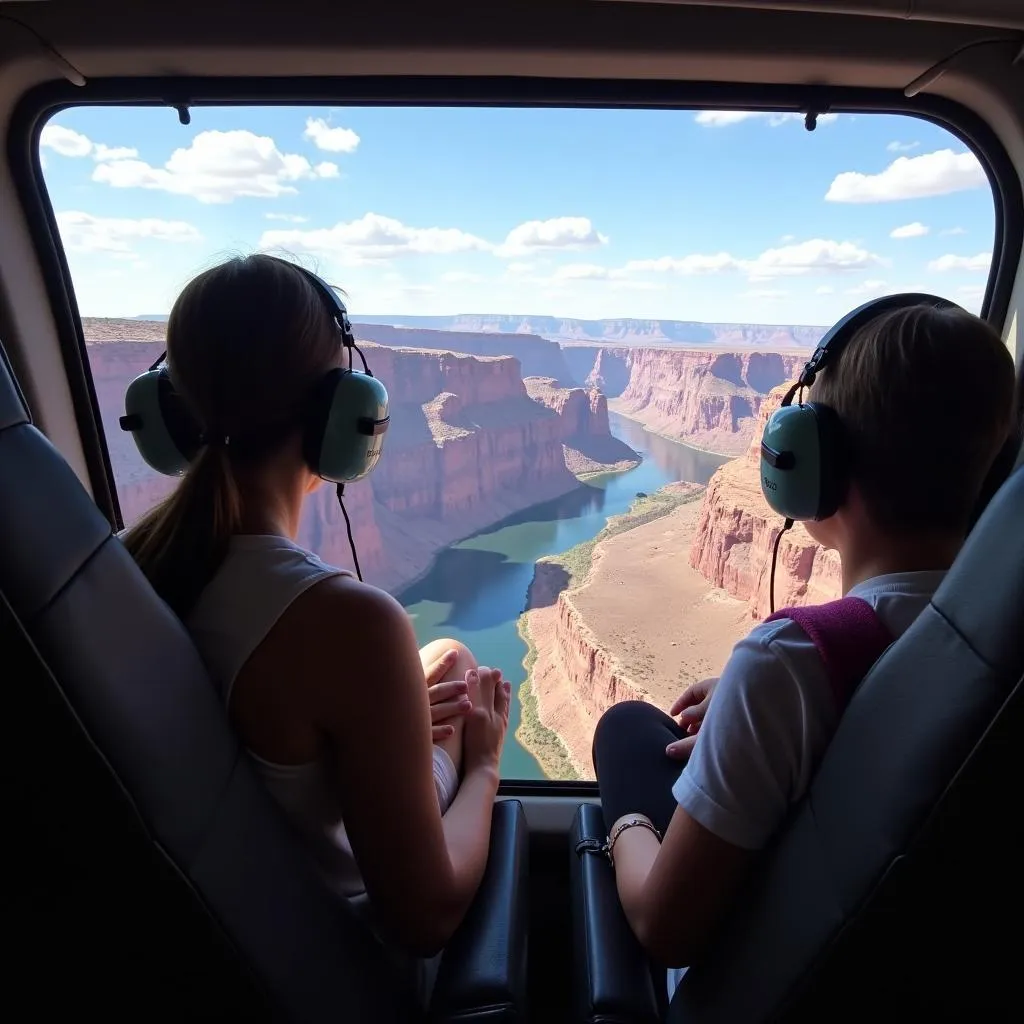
[39,105,994,327]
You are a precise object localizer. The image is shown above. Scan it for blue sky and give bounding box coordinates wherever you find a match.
[40,105,994,325]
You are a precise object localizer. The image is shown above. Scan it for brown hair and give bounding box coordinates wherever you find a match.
[811,304,1017,537]
[123,254,341,618]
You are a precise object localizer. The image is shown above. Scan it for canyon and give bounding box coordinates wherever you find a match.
[518,485,751,778]
[562,345,807,455]
[96,316,810,458]
[517,386,839,777]
[84,321,639,592]
[355,313,825,349]
[351,322,576,384]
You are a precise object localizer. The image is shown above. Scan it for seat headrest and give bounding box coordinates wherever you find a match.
[933,462,1024,672]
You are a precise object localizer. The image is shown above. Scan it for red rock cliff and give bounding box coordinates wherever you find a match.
[688,384,841,618]
[85,328,632,594]
[353,322,576,384]
[611,348,808,455]
[524,376,640,478]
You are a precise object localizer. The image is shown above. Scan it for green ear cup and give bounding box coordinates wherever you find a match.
[760,403,824,520]
[303,368,390,483]
[120,367,200,476]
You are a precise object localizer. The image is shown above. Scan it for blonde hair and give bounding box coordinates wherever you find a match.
[811,304,1016,536]
[123,255,341,617]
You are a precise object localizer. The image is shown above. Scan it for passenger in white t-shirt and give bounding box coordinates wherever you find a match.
[592,302,1016,990]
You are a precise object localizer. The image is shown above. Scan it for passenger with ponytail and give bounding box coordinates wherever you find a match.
[122,255,510,973]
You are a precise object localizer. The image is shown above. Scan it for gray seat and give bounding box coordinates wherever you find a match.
[1,342,528,1024]
[571,459,1024,1022]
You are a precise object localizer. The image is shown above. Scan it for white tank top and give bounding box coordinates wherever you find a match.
[186,534,365,898]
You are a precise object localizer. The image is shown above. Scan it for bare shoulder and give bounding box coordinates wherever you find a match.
[272,574,423,713]
[288,573,411,641]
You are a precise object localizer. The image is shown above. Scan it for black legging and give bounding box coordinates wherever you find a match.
[592,699,687,836]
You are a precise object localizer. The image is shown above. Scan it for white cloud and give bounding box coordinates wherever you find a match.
[957,283,986,301]
[927,252,991,272]
[618,238,882,282]
[259,211,491,263]
[496,216,608,257]
[624,253,738,275]
[887,140,920,153]
[92,130,339,204]
[608,279,666,292]
[440,270,485,284]
[890,221,929,239]
[815,285,835,294]
[92,143,138,162]
[265,212,309,223]
[314,161,339,178]
[56,210,201,256]
[505,262,535,276]
[826,148,986,203]
[745,238,883,279]
[41,124,92,157]
[694,110,838,128]
[941,226,967,235]
[40,124,137,162]
[552,262,618,281]
[844,278,888,297]
[302,117,360,153]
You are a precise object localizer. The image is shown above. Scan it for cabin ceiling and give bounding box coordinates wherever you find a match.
[0,1,1020,90]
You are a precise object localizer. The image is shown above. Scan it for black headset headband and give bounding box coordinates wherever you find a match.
[290,262,358,349]
[783,291,960,407]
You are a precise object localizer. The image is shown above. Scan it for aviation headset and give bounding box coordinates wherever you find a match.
[759,291,963,610]
[118,260,390,578]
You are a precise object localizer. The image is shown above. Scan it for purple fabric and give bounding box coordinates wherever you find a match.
[765,597,894,709]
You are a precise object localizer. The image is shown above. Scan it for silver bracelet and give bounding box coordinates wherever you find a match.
[606,816,662,866]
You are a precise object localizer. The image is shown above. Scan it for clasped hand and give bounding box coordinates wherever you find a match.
[424,647,503,742]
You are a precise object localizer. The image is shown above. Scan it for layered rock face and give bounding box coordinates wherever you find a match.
[689,384,842,618]
[85,326,633,593]
[524,377,640,478]
[353,322,576,384]
[561,345,633,398]
[358,313,824,348]
[610,348,807,455]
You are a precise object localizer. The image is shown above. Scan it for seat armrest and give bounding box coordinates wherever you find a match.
[429,798,529,1022]
[570,803,662,1024]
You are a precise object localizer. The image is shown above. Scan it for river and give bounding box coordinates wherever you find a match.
[397,413,730,779]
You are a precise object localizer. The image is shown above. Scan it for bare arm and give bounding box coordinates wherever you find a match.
[294,577,507,956]
[611,807,750,967]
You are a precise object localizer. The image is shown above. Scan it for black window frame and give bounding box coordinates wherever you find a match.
[10,75,1021,797]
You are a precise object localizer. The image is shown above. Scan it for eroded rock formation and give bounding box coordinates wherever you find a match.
[353,322,576,384]
[524,377,640,477]
[560,346,807,454]
[85,324,636,593]
[610,349,808,455]
[357,313,824,348]
[688,384,842,618]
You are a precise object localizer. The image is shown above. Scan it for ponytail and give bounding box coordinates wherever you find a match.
[123,444,242,620]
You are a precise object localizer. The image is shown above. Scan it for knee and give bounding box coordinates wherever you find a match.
[593,699,652,761]
[424,637,478,677]
[596,700,652,739]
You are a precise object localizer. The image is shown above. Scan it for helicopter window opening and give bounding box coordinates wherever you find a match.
[38,103,997,782]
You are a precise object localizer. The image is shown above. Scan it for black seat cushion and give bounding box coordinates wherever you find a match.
[2,345,528,1023]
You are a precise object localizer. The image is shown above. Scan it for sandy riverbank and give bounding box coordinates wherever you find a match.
[517,484,751,779]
